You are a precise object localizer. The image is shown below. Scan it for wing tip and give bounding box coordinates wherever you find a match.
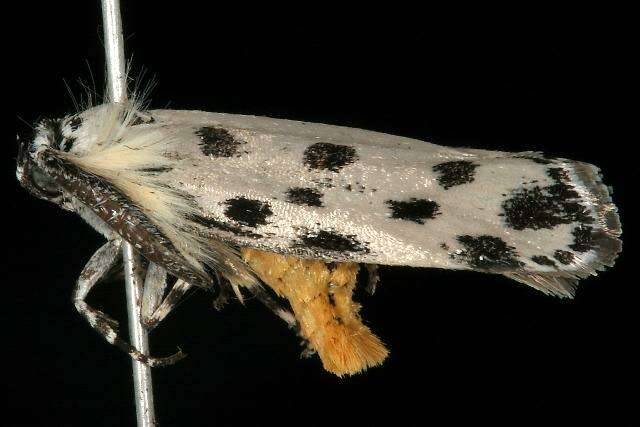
[570,159,622,268]
[505,154,622,298]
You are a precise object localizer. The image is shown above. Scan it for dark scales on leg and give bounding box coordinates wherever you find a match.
[298,230,369,253]
[433,160,479,189]
[196,126,242,157]
[286,187,324,207]
[385,198,441,224]
[501,167,594,230]
[303,142,358,172]
[456,235,523,270]
[224,197,273,227]
[73,240,184,367]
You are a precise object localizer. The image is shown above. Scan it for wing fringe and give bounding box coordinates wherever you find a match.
[504,153,622,298]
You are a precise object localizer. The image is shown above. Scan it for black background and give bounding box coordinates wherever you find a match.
[10,3,636,426]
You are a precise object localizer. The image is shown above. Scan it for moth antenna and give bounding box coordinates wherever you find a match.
[16,115,34,130]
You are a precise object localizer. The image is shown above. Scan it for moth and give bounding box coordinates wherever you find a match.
[17,99,622,376]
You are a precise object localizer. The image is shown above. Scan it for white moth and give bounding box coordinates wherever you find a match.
[17,99,622,374]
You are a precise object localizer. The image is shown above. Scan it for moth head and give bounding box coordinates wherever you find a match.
[17,118,70,209]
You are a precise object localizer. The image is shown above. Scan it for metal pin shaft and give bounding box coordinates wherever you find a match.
[101,1,157,425]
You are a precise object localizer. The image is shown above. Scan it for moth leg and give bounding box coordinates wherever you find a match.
[246,284,297,329]
[212,277,232,311]
[141,262,169,327]
[72,240,185,367]
[142,278,194,331]
[364,264,380,295]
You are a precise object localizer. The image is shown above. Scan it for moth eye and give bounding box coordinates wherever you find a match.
[17,133,29,163]
[30,166,61,199]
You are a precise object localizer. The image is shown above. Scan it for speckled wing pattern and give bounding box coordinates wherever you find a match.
[150,109,622,296]
[63,105,622,297]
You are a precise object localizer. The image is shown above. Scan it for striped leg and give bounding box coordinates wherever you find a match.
[72,240,184,367]
[212,276,232,311]
[142,271,194,331]
[364,264,380,295]
[140,262,169,328]
[141,262,297,332]
[246,284,297,329]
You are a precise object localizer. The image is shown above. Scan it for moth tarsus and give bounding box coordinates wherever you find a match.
[17,99,622,375]
[72,238,185,367]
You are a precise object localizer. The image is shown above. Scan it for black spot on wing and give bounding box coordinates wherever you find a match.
[531,255,557,267]
[62,137,76,152]
[43,119,64,151]
[385,198,441,224]
[223,197,272,227]
[68,115,82,131]
[130,113,155,126]
[196,126,242,157]
[137,166,173,175]
[569,225,594,253]
[514,154,558,165]
[312,177,334,188]
[344,182,367,193]
[554,250,575,265]
[501,167,594,230]
[298,230,369,253]
[303,142,358,172]
[433,160,479,189]
[188,214,262,238]
[456,235,523,270]
[286,187,324,207]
